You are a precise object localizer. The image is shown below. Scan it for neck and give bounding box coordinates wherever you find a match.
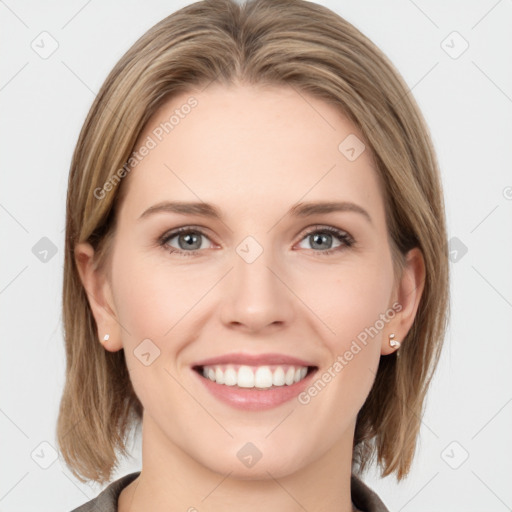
[119,414,356,512]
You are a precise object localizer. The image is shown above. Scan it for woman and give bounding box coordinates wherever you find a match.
[58,0,449,510]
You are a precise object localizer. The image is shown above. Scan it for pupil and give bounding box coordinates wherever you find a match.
[312,233,331,250]
[181,233,200,250]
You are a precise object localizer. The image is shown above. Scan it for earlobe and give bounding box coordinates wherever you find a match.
[74,242,123,352]
[382,247,426,355]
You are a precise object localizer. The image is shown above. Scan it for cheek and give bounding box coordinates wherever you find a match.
[295,262,395,418]
[110,245,194,340]
[112,269,165,339]
[109,252,192,413]
[310,258,395,346]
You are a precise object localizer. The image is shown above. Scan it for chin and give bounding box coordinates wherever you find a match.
[192,442,310,481]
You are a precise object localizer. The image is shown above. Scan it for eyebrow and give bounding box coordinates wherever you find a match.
[138,200,372,224]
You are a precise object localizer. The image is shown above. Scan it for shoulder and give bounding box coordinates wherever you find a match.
[68,470,388,512]
[351,473,391,512]
[69,471,141,512]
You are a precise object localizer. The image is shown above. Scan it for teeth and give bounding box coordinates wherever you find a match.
[200,364,310,388]
[272,366,285,386]
[238,366,254,388]
[285,367,295,385]
[215,367,224,384]
[254,366,273,388]
[223,367,237,386]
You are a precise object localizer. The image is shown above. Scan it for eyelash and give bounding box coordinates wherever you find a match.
[158,225,355,258]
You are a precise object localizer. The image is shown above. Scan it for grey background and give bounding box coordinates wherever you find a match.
[1,0,511,510]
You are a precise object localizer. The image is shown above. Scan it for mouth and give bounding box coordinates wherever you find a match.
[190,354,319,411]
[192,364,318,389]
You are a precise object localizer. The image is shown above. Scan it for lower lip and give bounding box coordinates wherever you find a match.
[192,367,318,411]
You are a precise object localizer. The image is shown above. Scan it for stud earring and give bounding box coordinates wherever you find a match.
[102,334,110,343]
[389,333,400,349]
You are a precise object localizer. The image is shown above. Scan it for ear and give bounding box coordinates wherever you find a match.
[382,247,426,355]
[74,242,123,352]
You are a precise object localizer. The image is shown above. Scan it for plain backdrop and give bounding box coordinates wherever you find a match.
[1,1,511,511]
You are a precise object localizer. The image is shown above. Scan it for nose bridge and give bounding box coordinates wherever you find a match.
[219,233,294,330]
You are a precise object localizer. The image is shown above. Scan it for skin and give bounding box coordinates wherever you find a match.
[76,83,425,512]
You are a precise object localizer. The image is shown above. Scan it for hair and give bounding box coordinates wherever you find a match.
[57,0,449,485]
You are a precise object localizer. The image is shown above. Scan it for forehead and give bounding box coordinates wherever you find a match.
[118,83,385,223]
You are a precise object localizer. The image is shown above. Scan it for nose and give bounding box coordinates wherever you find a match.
[219,240,296,333]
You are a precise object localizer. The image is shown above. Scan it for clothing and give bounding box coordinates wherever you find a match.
[70,471,390,511]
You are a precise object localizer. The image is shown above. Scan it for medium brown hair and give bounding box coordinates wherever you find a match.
[57,0,450,484]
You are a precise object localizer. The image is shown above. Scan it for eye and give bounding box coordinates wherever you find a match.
[296,226,354,255]
[158,225,355,257]
[159,227,214,257]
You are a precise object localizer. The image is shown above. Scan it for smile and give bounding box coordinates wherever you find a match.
[191,354,319,411]
[197,364,311,388]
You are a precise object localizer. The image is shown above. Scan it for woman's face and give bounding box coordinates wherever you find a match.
[78,83,423,479]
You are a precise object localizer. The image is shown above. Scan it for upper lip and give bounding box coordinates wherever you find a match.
[192,352,317,368]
